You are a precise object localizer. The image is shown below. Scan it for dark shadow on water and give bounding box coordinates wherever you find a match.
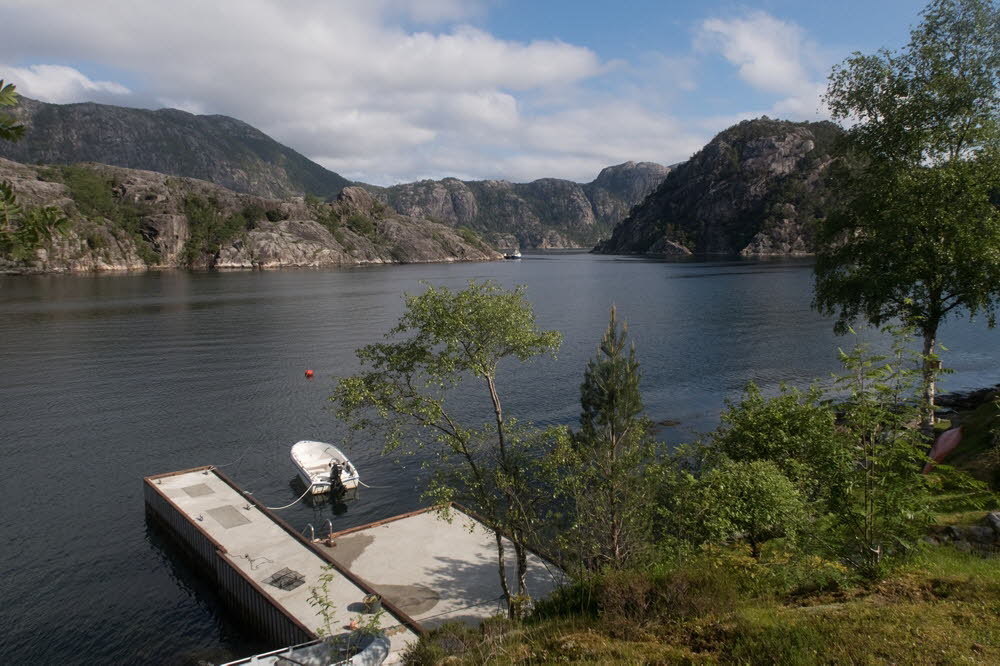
[288,475,356,516]
[144,518,277,662]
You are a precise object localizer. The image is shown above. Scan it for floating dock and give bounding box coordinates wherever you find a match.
[144,466,564,663]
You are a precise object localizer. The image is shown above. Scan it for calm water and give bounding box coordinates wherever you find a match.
[2,253,999,664]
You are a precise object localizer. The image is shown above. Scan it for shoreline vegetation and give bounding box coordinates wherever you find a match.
[0,158,501,275]
[330,282,1000,666]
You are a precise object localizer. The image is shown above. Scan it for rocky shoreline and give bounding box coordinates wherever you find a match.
[0,158,501,275]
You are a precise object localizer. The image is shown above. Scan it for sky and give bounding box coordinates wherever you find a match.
[0,0,928,185]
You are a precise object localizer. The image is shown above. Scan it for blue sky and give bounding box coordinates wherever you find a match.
[0,0,929,184]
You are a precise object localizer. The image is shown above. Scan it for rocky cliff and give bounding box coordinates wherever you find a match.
[371,161,670,249]
[595,118,841,257]
[0,158,498,274]
[0,97,351,199]
[0,97,669,249]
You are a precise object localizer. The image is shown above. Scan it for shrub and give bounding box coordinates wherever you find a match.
[346,212,375,237]
[181,195,250,264]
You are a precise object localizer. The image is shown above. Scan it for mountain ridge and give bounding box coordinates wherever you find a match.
[0,96,352,199]
[368,160,671,249]
[595,117,842,257]
[1,96,671,249]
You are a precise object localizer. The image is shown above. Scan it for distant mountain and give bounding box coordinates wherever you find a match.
[0,97,351,199]
[595,118,842,257]
[369,161,671,249]
[0,97,671,248]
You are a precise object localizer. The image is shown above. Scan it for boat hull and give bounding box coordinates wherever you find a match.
[290,440,360,494]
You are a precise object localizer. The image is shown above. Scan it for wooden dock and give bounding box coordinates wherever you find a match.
[144,466,565,663]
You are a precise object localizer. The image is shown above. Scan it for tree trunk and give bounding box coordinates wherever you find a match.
[515,540,528,598]
[493,530,513,617]
[922,327,938,432]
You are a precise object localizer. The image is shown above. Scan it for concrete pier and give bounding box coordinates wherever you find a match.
[144,467,421,658]
[325,506,564,629]
[144,466,565,663]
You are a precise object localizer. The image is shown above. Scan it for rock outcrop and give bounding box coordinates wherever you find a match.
[0,97,670,249]
[371,161,670,249]
[0,97,351,199]
[595,118,841,257]
[0,158,499,274]
[927,512,1000,555]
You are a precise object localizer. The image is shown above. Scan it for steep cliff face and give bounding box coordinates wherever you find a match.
[373,161,670,249]
[0,158,498,274]
[0,97,351,199]
[595,118,841,257]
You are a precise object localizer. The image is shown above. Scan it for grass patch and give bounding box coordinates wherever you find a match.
[403,545,1000,665]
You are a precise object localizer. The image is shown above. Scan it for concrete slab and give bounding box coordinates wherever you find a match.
[149,469,566,665]
[324,506,566,629]
[151,469,420,659]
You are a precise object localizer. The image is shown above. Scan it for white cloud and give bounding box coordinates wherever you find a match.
[1,63,130,103]
[0,3,832,185]
[697,11,829,120]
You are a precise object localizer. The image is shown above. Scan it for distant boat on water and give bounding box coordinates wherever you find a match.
[504,248,522,259]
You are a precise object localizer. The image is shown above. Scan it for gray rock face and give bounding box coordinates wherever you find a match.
[0,96,670,251]
[988,512,1000,534]
[371,161,670,249]
[0,158,499,273]
[595,118,841,257]
[0,97,351,199]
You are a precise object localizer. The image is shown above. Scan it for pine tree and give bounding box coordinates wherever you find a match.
[552,307,660,572]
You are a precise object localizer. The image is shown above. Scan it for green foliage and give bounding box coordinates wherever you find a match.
[264,207,288,222]
[456,226,492,253]
[709,383,849,505]
[0,79,25,143]
[694,459,809,558]
[181,195,250,264]
[332,280,562,614]
[829,330,934,578]
[548,307,661,573]
[307,198,342,235]
[307,564,339,638]
[0,180,21,230]
[240,203,265,228]
[51,165,159,264]
[345,212,375,237]
[666,329,934,579]
[0,180,71,261]
[816,0,1000,425]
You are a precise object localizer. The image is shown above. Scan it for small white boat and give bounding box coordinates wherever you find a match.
[290,440,360,494]
[504,248,522,259]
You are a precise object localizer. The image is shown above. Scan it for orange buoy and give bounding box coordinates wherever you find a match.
[305,369,314,379]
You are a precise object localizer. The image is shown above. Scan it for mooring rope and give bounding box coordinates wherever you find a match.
[266,483,316,510]
[356,479,392,489]
[214,438,267,472]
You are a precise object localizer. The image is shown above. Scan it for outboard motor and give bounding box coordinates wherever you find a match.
[329,461,345,492]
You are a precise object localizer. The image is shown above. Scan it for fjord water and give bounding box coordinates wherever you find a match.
[2,253,999,664]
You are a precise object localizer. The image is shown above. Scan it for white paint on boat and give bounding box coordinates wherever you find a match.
[290,440,360,494]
